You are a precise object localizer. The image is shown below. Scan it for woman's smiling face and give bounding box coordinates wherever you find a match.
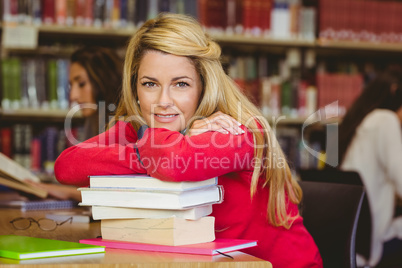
[136,51,203,132]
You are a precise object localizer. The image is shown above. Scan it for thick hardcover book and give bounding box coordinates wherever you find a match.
[101,216,215,246]
[80,238,257,255]
[79,185,223,209]
[0,235,105,260]
[89,174,217,191]
[90,204,212,220]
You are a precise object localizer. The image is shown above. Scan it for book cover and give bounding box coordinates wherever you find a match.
[90,203,213,220]
[79,185,223,209]
[80,238,257,256]
[0,235,105,260]
[101,216,215,246]
[89,175,217,191]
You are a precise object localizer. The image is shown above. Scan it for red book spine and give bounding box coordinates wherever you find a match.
[390,2,399,42]
[318,0,328,39]
[298,80,308,117]
[30,138,42,172]
[250,0,261,36]
[260,0,271,35]
[42,0,55,25]
[198,0,208,29]
[84,0,94,26]
[210,0,227,31]
[75,0,85,25]
[349,0,360,40]
[0,128,13,158]
[55,0,67,25]
[242,0,252,34]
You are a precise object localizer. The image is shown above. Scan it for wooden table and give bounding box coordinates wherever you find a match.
[0,208,272,268]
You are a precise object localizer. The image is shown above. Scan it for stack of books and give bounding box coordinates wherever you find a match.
[79,175,223,246]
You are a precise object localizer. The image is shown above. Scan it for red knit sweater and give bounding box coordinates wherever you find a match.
[55,121,322,267]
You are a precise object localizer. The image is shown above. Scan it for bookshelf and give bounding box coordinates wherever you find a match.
[1,0,401,175]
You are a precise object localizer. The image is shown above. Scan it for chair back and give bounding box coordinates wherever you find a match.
[299,169,372,260]
[299,180,365,268]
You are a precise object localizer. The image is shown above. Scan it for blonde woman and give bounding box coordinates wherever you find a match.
[55,13,322,267]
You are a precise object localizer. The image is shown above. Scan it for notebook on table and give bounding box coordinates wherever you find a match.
[0,235,105,260]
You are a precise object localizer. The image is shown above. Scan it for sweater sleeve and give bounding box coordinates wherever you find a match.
[54,121,147,186]
[137,125,255,182]
[378,113,402,197]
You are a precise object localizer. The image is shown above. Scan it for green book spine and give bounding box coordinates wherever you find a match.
[10,58,22,109]
[1,59,11,109]
[47,59,58,109]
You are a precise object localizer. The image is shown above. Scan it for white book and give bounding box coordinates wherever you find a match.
[79,186,223,210]
[101,216,215,246]
[89,175,217,191]
[89,204,213,220]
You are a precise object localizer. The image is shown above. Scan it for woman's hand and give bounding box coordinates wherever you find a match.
[24,180,82,202]
[188,111,245,137]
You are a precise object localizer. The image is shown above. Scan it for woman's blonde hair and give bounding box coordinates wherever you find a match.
[113,13,302,228]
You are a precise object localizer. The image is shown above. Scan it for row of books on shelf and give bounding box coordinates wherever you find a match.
[228,54,362,119]
[319,0,402,43]
[1,0,197,29]
[1,0,316,40]
[0,125,84,176]
[199,0,315,40]
[1,53,362,120]
[277,127,326,172]
[1,57,70,111]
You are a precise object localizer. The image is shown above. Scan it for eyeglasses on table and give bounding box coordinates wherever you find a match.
[10,217,73,231]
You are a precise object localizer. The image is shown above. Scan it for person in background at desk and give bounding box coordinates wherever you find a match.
[54,13,322,267]
[339,68,402,267]
[27,46,123,202]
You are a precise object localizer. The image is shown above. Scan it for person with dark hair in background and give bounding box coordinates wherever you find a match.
[69,46,123,140]
[339,68,402,267]
[27,46,123,202]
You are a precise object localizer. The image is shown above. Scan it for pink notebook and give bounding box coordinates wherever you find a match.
[79,238,257,256]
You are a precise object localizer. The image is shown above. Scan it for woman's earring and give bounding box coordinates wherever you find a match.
[137,100,140,105]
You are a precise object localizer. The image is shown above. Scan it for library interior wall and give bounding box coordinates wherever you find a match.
[1,0,402,179]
